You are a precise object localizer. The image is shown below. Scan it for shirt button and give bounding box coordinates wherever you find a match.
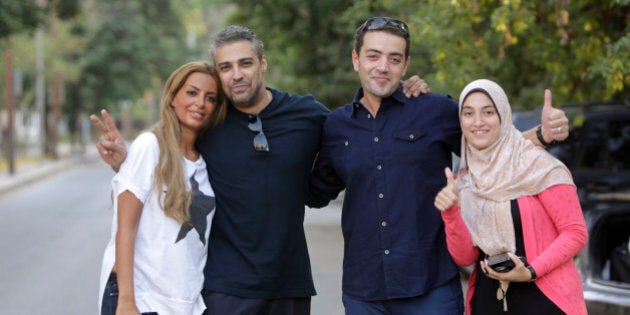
[344,141,349,146]
[374,137,379,142]
[409,134,415,139]
[384,249,390,255]
[376,165,382,170]
[367,114,371,119]
[378,193,384,199]
[381,221,387,227]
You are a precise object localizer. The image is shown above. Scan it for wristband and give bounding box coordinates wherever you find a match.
[527,265,537,282]
[536,125,554,147]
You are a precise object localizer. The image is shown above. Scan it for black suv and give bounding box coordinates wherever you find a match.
[547,102,630,314]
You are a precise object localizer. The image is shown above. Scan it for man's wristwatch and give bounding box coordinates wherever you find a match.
[536,125,555,147]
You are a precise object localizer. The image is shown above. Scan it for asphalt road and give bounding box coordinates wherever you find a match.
[0,160,112,314]
[304,201,345,315]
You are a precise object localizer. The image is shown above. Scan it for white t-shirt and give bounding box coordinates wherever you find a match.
[98,132,215,314]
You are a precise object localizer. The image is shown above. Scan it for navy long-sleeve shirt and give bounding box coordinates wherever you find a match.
[198,88,329,299]
[308,87,462,301]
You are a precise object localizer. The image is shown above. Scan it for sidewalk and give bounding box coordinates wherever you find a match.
[0,145,99,196]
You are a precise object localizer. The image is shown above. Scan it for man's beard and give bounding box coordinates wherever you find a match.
[229,81,263,109]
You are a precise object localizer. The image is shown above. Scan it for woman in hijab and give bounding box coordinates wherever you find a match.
[434,79,587,314]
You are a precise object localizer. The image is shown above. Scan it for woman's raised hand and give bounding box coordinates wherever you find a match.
[434,167,459,211]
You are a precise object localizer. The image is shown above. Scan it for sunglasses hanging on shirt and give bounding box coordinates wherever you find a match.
[248,115,269,152]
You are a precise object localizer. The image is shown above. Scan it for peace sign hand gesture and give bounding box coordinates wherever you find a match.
[89,109,127,172]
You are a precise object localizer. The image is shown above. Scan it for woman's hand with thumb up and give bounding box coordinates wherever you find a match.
[434,167,459,211]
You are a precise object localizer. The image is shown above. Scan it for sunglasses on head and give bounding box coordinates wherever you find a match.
[359,17,409,39]
[248,115,269,152]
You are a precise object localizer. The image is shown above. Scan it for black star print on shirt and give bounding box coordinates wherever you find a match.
[175,172,215,245]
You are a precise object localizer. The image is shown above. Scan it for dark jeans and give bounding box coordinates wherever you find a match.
[100,272,158,315]
[342,276,464,315]
[202,289,311,315]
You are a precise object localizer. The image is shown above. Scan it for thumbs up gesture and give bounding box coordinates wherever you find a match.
[540,89,569,143]
[434,167,459,212]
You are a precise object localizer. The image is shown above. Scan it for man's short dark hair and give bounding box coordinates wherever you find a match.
[354,17,410,58]
[209,25,265,63]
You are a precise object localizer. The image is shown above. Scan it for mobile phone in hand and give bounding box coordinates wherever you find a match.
[487,253,526,272]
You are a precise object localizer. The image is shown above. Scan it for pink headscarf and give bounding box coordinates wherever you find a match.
[456,79,574,256]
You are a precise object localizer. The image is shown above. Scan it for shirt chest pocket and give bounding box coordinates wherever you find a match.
[392,128,429,162]
[393,129,426,142]
[338,136,374,176]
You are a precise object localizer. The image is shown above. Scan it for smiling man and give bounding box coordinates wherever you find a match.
[197,26,329,314]
[308,17,465,314]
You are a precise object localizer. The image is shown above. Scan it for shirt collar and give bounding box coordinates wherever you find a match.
[351,86,407,116]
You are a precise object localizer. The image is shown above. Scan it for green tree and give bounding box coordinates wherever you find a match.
[336,0,630,108]
[227,0,629,109]
[228,0,358,108]
[1,0,80,168]
[0,0,43,38]
[172,0,236,61]
[8,1,84,158]
[81,0,189,115]
[0,0,45,110]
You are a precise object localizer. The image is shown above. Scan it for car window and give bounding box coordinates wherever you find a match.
[580,119,630,171]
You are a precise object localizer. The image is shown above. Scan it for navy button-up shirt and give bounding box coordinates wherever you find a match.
[308,87,462,301]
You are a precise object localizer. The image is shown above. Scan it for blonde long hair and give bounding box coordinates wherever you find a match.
[152,61,226,224]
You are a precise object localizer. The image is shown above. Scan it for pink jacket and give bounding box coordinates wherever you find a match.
[441,184,588,315]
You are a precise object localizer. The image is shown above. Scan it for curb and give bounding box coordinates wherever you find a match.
[0,149,100,196]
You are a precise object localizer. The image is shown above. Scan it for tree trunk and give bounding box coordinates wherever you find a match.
[48,77,62,159]
[3,38,16,175]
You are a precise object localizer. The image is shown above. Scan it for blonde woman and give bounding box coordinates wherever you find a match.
[434,79,587,314]
[94,61,227,315]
